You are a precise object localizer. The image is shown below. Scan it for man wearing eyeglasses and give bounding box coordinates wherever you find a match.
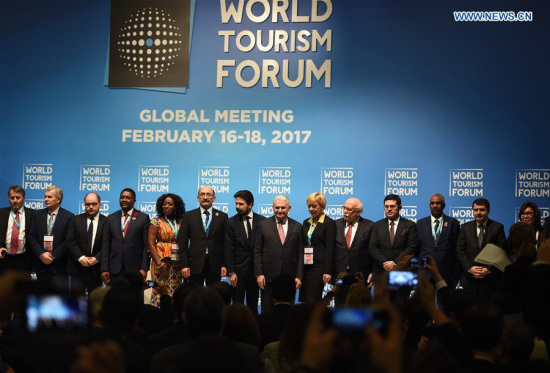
[65,192,106,294]
[333,197,374,285]
[369,194,418,281]
[178,186,228,286]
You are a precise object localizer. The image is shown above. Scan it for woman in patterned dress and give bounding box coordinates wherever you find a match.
[147,193,186,307]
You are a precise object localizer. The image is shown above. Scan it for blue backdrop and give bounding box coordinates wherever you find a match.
[1,0,548,231]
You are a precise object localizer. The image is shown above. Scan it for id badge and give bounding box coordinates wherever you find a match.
[44,235,54,252]
[304,246,314,265]
[171,243,180,261]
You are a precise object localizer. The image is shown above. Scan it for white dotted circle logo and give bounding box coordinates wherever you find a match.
[117,7,182,79]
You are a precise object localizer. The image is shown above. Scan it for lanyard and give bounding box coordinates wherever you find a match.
[432,219,442,240]
[166,218,179,240]
[47,212,57,234]
[121,213,131,234]
[10,210,21,229]
[307,221,316,245]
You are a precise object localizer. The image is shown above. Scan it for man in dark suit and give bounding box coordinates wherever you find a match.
[417,193,460,286]
[333,197,373,284]
[178,186,228,286]
[225,190,265,314]
[254,195,304,313]
[456,198,507,301]
[100,188,150,284]
[66,192,106,294]
[0,185,34,273]
[369,194,418,280]
[28,185,74,281]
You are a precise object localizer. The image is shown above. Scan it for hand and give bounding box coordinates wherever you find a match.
[300,305,338,370]
[395,254,413,271]
[416,270,436,310]
[40,252,54,265]
[366,273,374,288]
[101,272,110,285]
[181,267,190,278]
[157,281,169,296]
[0,248,7,258]
[478,267,490,278]
[424,255,442,282]
[322,274,331,284]
[79,258,90,267]
[469,266,484,279]
[229,274,238,287]
[295,278,302,289]
[221,266,227,278]
[382,261,395,271]
[156,261,169,279]
[88,257,98,266]
[365,303,404,373]
[139,269,147,279]
[257,275,265,289]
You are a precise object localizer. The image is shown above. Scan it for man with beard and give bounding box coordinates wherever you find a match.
[66,192,106,294]
[225,190,265,314]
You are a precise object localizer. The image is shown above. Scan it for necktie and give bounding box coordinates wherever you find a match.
[123,213,129,237]
[87,217,94,254]
[434,219,440,244]
[389,221,395,245]
[48,212,55,235]
[346,222,353,249]
[204,210,210,237]
[245,216,252,240]
[278,221,286,244]
[10,211,20,254]
[478,224,485,249]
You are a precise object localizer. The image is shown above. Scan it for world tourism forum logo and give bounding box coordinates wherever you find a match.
[109,0,191,88]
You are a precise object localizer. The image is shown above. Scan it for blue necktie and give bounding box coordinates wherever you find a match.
[204,210,210,237]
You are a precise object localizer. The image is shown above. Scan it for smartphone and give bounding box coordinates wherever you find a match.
[410,257,428,268]
[26,295,88,332]
[326,308,388,338]
[146,281,156,288]
[388,271,418,289]
[334,278,343,285]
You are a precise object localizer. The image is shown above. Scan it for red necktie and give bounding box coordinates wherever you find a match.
[346,222,353,249]
[123,213,130,237]
[278,221,286,244]
[10,211,20,254]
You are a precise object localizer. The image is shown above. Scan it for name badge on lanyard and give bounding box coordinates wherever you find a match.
[44,235,54,252]
[304,247,314,265]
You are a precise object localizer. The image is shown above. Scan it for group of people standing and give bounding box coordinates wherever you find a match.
[1,184,548,311]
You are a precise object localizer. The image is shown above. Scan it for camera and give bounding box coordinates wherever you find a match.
[325,308,388,338]
[388,271,418,289]
[26,294,88,332]
[410,257,428,268]
[146,281,156,288]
